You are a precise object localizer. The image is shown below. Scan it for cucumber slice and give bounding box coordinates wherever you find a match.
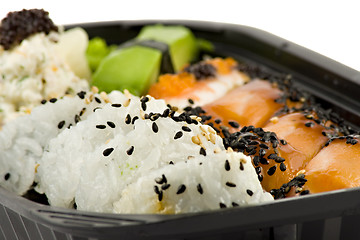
[92,46,161,96]
[136,25,198,71]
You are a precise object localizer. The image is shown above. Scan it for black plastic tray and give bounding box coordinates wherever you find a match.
[1,20,360,240]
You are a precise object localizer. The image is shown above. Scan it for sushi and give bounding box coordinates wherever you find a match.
[0,8,359,218]
[0,87,124,195]
[3,89,272,213]
[0,9,90,126]
[148,58,249,109]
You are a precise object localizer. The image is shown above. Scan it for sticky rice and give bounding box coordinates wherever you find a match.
[0,32,89,125]
[0,89,124,195]
[35,92,273,213]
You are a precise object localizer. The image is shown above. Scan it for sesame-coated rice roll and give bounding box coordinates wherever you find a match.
[113,151,273,214]
[0,88,122,195]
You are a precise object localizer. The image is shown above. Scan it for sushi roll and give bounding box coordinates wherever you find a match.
[148,58,249,109]
[91,24,199,96]
[0,9,90,126]
[202,79,284,129]
[304,136,360,193]
[113,150,273,214]
[0,87,124,195]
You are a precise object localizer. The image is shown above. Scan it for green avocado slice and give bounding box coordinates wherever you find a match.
[92,46,161,96]
[136,25,198,71]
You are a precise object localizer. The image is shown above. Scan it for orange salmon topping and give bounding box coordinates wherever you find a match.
[304,138,360,194]
[205,57,237,75]
[148,72,196,99]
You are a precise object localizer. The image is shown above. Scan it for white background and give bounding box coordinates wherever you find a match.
[1,0,360,71]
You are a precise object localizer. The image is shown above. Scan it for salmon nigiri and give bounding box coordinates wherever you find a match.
[202,79,284,129]
[260,112,332,191]
[304,137,360,193]
[148,58,249,109]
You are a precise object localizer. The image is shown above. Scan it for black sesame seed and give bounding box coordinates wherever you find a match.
[280,162,286,171]
[197,183,203,194]
[131,116,139,124]
[155,175,165,184]
[260,157,269,165]
[225,160,231,171]
[174,131,183,140]
[232,202,239,207]
[183,108,192,113]
[141,101,147,111]
[111,103,122,108]
[258,174,263,182]
[49,98,57,103]
[93,107,101,112]
[94,97,101,104]
[228,121,240,128]
[246,189,254,196]
[305,122,314,127]
[161,174,167,183]
[275,157,285,163]
[154,186,160,194]
[41,99,47,104]
[141,96,149,102]
[267,165,277,176]
[240,162,244,171]
[280,139,287,145]
[259,143,269,149]
[125,114,131,124]
[255,167,262,174]
[182,126,191,132]
[253,156,260,166]
[248,149,257,155]
[74,114,81,123]
[126,146,134,155]
[267,154,277,160]
[103,148,114,157]
[188,99,194,104]
[215,119,222,124]
[246,145,257,152]
[77,91,86,99]
[107,121,115,128]
[176,184,186,194]
[226,182,236,187]
[259,148,266,157]
[4,173,10,181]
[300,190,310,195]
[96,124,106,129]
[169,161,174,165]
[162,108,170,117]
[58,120,65,129]
[219,202,227,208]
[200,147,207,156]
[79,107,86,116]
[161,183,171,190]
[152,122,159,133]
[149,113,161,121]
[158,191,163,201]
